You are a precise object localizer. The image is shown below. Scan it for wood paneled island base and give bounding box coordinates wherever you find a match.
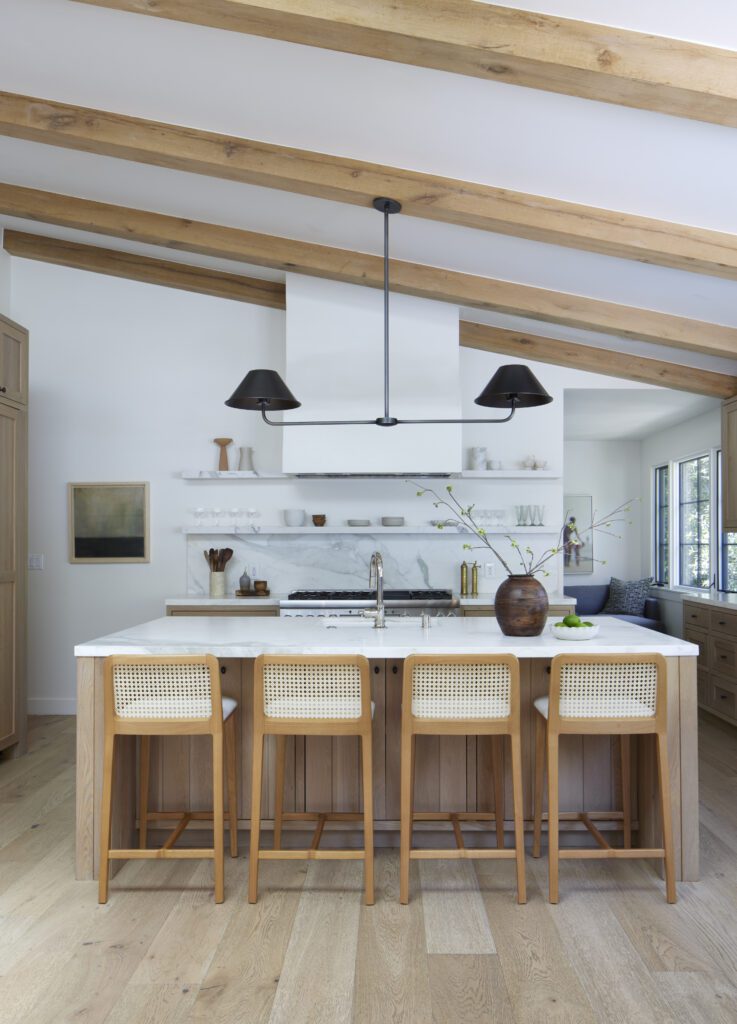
[75,617,699,884]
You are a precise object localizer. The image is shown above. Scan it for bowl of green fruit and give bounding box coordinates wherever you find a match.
[551,614,600,640]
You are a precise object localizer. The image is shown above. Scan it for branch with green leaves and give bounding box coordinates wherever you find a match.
[411,481,636,579]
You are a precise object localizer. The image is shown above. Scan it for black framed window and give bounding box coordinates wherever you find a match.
[678,454,711,588]
[654,465,669,585]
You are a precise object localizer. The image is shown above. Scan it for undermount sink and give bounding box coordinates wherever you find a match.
[322,616,426,628]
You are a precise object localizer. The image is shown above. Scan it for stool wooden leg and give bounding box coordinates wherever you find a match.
[98,732,115,905]
[139,735,150,850]
[510,730,527,904]
[621,734,632,849]
[399,725,413,905]
[225,714,238,859]
[361,731,375,906]
[656,731,677,904]
[492,735,505,850]
[248,729,264,904]
[547,732,560,904]
[273,735,286,851]
[212,731,225,904]
[533,712,545,859]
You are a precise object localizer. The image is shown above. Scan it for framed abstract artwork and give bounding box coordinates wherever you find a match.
[68,482,149,563]
[563,494,593,575]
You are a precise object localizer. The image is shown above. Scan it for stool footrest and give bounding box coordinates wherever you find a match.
[560,848,665,860]
[107,848,215,860]
[259,849,366,861]
[410,849,517,860]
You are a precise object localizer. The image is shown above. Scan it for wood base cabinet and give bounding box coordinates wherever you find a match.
[684,600,737,727]
[0,315,28,756]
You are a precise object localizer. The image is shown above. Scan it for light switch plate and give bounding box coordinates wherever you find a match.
[28,554,45,570]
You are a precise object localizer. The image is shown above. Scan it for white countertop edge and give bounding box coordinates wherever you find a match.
[75,615,698,659]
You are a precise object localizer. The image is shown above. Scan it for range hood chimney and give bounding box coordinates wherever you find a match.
[281,274,463,475]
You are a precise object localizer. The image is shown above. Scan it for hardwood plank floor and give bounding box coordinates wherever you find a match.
[2,712,737,1023]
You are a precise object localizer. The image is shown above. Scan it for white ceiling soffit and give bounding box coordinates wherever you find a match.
[564,388,719,441]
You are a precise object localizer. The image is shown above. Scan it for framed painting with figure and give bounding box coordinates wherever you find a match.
[563,494,593,575]
[68,482,149,563]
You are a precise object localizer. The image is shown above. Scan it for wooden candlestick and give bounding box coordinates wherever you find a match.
[213,437,233,471]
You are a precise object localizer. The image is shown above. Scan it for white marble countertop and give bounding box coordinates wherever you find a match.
[164,592,576,609]
[677,590,737,610]
[76,615,698,659]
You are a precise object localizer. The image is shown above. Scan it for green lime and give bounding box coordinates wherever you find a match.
[562,614,581,627]
[582,621,594,627]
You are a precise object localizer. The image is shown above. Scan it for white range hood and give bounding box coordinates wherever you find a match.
[281,274,463,474]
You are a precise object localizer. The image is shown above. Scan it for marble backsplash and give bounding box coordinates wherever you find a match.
[187,529,563,596]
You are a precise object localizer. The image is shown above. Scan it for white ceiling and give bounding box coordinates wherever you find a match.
[1,0,737,377]
[564,388,719,440]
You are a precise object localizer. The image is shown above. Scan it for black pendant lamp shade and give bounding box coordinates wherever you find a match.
[225,369,301,411]
[474,364,553,409]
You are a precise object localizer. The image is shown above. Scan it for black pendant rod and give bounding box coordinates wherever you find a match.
[250,196,536,426]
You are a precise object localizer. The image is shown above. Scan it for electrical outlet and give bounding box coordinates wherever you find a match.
[484,562,495,578]
[28,554,45,570]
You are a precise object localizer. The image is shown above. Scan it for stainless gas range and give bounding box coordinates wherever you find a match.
[279,589,459,618]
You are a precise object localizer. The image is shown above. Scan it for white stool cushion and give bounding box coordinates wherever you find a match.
[115,694,238,720]
[265,699,375,720]
[534,694,655,720]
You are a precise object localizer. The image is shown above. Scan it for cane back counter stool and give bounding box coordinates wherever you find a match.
[400,654,526,905]
[532,652,676,904]
[98,654,238,905]
[249,654,375,905]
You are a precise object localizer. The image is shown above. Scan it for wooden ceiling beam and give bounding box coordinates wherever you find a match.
[6,227,733,398]
[2,92,737,281]
[1,182,736,359]
[70,0,737,128]
[460,322,737,400]
[2,230,286,307]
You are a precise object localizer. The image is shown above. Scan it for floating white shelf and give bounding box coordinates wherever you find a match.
[181,470,560,481]
[183,525,557,536]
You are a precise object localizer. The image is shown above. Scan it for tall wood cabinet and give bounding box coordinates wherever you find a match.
[0,315,27,755]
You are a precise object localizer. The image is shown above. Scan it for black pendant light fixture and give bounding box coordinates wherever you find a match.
[225,198,553,425]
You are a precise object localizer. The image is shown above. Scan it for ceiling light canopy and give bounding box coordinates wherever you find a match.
[225,198,552,426]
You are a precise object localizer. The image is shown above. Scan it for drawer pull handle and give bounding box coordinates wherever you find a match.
[719,620,726,626]
[720,655,728,660]
[0,386,6,393]
[720,693,729,700]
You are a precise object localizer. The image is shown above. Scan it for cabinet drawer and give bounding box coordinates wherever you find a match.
[710,636,737,677]
[710,609,737,638]
[710,681,737,720]
[684,626,708,663]
[684,603,710,630]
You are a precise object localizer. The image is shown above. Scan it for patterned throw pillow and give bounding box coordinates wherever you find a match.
[603,577,654,616]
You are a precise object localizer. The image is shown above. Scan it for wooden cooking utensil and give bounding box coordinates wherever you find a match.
[213,437,233,471]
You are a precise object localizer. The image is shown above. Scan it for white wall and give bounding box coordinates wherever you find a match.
[12,260,284,713]
[563,440,643,585]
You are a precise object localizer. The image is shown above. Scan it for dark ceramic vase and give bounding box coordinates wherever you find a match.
[494,575,549,636]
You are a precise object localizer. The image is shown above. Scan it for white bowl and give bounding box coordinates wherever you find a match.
[551,623,600,641]
[347,519,371,527]
[283,509,306,527]
[381,516,405,527]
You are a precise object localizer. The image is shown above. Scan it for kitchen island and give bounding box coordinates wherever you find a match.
[75,615,699,882]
